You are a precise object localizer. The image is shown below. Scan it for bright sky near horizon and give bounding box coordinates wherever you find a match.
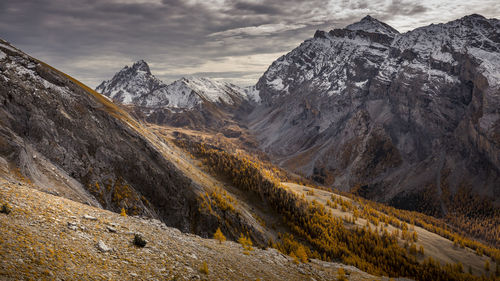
[1,0,498,87]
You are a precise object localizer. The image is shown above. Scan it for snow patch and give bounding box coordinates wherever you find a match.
[244,85,261,103]
[468,47,500,86]
[268,78,285,91]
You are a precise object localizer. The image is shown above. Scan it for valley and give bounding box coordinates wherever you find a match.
[0,12,499,281]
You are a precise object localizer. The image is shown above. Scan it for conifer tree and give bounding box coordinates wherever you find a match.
[213,227,226,244]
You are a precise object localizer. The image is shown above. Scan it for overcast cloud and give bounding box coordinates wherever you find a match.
[0,0,499,87]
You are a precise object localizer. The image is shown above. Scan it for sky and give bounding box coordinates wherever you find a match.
[0,0,499,88]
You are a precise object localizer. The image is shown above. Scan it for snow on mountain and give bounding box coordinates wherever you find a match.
[345,15,400,36]
[391,14,500,87]
[250,14,500,207]
[244,85,261,103]
[96,60,163,104]
[96,62,250,110]
[258,14,500,104]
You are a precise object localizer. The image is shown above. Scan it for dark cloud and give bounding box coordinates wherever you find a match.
[386,0,428,16]
[0,0,498,87]
[232,1,281,14]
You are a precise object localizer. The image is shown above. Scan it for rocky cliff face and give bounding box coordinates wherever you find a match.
[248,14,500,211]
[96,62,253,129]
[0,39,216,233]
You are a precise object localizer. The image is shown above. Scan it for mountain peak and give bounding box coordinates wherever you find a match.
[345,15,400,36]
[461,13,486,20]
[130,59,151,74]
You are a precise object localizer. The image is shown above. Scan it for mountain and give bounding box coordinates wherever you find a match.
[345,15,400,36]
[1,34,499,281]
[96,61,253,129]
[95,60,164,105]
[0,38,266,240]
[247,14,500,215]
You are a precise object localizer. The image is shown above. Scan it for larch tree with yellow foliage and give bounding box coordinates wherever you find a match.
[213,227,226,244]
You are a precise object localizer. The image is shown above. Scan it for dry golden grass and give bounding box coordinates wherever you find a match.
[283,182,498,277]
[0,178,381,281]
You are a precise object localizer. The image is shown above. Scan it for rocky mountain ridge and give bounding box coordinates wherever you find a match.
[96,60,255,129]
[0,38,229,236]
[96,61,250,110]
[248,14,500,212]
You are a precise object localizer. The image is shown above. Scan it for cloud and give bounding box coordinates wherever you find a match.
[0,0,498,87]
[232,1,281,14]
[386,0,427,16]
[209,23,308,37]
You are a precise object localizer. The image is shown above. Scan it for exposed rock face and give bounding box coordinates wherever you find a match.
[248,14,500,210]
[96,62,253,129]
[0,39,209,232]
[96,60,163,105]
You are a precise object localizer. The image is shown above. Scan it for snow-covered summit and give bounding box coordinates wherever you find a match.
[130,59,151,74]
[96,61,250,110]
[345,15,400,36]
[257,13,500,104]
[96,60,162,104]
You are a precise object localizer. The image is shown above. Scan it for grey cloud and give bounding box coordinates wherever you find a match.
[0,0,498,87]
[386,0,428,16]
[232,1,281,15]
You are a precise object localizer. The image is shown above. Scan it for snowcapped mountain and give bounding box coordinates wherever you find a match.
[345,15,400,36]
[248,14,500,211]
[96,61,250,110]
[96,60,163,104]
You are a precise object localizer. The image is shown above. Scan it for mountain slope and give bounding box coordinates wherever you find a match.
[1,179,382,281]
[0,38,242,236]
[248,14,500,216]
[0,37,311,253]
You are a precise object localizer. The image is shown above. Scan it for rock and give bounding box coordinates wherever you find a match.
[107,226,117,233]
[82,215,97,221]
[97,240,112,252]
[0,203,11,214]
[67,222,78,231]
[133,233,147,247]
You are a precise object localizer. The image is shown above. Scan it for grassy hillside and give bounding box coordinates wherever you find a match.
[0,178,385,281]
[167,130,499,281]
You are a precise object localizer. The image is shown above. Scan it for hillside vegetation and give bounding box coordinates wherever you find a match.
[171,132,499,281]
[0,178,385,281]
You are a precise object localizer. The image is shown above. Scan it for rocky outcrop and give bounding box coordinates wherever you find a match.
[0,39,211,233]
[248,14,500,210]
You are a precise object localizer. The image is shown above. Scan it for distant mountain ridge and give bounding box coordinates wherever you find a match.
[96,60,255,129]
[96,60,251,110]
